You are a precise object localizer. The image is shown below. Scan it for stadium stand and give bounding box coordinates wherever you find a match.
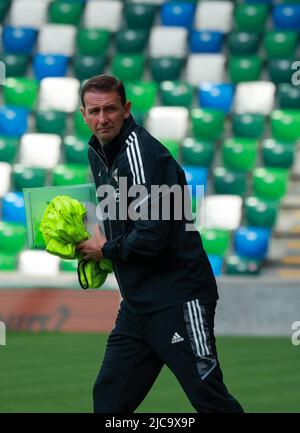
[0,0,299,282]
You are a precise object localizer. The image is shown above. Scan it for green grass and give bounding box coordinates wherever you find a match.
[0,332,299,413]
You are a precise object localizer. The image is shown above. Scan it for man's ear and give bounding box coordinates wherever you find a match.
[124,101,131,119]
[80,106,87,124]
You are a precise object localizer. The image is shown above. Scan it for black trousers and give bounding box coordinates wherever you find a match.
[93,299,244,413]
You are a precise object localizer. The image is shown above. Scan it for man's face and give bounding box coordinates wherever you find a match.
[80,90,131,146]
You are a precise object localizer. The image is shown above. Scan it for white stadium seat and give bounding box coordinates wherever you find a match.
[199,195,243,230]
[83,0,123,32]
[194,1,234,33]
[234,81,276,115]
[146,107,189,140]
[149,26,188,58]
[19,133,61,169]
[37,24,77,57]
[9,0,50,29]
[19,250,60,276]
[38,77,80,113]
[186,54,226,86]
[0,162,12,198]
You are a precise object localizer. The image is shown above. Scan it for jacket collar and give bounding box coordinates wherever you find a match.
[88,114,137,168]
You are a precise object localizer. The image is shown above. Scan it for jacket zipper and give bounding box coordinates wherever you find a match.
[88,144,127,302]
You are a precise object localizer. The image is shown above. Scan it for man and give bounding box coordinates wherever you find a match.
[77,75,243,413]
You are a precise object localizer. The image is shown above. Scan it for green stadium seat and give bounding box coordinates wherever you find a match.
[277,83,300,109]
[253,167,289,200]
[0,53,30,77]
[126,81,158,115]
[232,113,265,139]
[200,228,231,257]
[150,57,184,83]
[0,222,27,253]
[12,165,47,190]
[161,139,180,160]
[268,58,295,84]
[73,110,91,139]
[160,81,194,108]
[76,28,110,56]
[60,259,78,272]
[271,110,300,142]
[234,4,268,32]
[124,3,157,30]
[262,139,295,169]
[115,29,148,53]
[0,0,11,23]
[73,55,106,81]
[244,196,279,227]
[227,31,261,55]
[213,167,247,196]
[224,255,261,275]
[52,164,90,186]
[264,31,298,59]
[191,109,225,141]
[222,137,258,172]
[35,110,67,135]
[228,56,262,83]
[3,77,39,110]
[111,54,145,83]
[182,138,214,168]
[63,135,89,165]
[0,253,17,271]
[0,136,18,162]
[49,1,83,25]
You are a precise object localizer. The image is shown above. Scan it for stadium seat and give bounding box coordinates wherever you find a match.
[150,57,184,82]
[182,165,208,197]
[200,195,242,230]
[35,110,67,135]
[228,56,262,83]
[48,1,83,25]
[19,133,61,169]
[186,54,226,85]
[207,255,223,277]
[160,139,180,160]
[194,1,234,33]
[271,109,300,142]
[244,196,279,228]
[0,105,28,137]
[124,2,157,30]
[222,137,258,171]
[38,77,80,113]
[33,54,69,81]
[232,113,265,139]
[3,26,37,53]
[264,31,298,59]
[234,81,276,115]
[198,83,234,113]
[234,226,271,260]
[213,167,247,196]
[149,27,188,58]
[9,0,50,29]
[182,138,214,168]
[0,162,11,197]
[0,0,10,23]
[0,254,17,271]
[83,0,123,32]
[262,139,295,169]
[227,31,260,55]
[0,221,27,253]
[161,2,195,29]
[19,250,60,276]
[0,53,30,77]
[115,29,148,53]
[111,54,145,83]
[2,191,26,225]
[0,136,18,163]
[278,83,300,109]
[146,107,189,140]
[268,58,295,84]
[126,81,158,115]
[3,77,39,110]
[224,255,261,275]
[12,165,47,190]
[51,164,90,186]
[190,31,224,53]
[272,4,300,30]
[37,24,77,57]
[253,167,289,200]
[76,28,110,56]
[160,81,193,108]
[191,108,225,141]
[73,110,91,139]
[200,228,230,257]
[63,135,89,165]
[234,3,268,32]
[73,55,106,81]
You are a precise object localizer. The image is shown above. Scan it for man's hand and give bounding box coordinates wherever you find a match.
[76,224,107,262]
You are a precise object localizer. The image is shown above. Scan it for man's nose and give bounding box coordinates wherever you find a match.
[98,111,108,124]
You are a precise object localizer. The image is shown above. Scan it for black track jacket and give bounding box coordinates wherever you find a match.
[88,114,218,314]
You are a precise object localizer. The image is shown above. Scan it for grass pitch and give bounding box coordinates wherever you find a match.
[0,332,298,413]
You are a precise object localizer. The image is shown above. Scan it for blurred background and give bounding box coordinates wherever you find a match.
[0,0,299,413]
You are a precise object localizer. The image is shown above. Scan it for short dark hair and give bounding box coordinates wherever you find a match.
[80,75,127,107]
